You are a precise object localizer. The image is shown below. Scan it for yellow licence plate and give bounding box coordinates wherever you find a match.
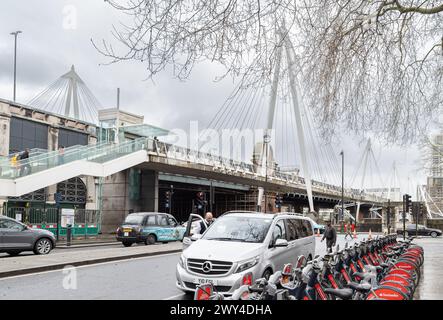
[123,228,132,233]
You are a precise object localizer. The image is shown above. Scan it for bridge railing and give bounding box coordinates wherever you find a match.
[0,139,146,179]
[146,138,387,203]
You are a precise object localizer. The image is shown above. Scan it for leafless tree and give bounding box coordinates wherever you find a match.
[95,0,443,144]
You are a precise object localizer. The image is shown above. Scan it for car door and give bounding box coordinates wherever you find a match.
[268,219,292,272]
[0,218,5,248]
[285,219,302,266]
[301,219,315,258]
[157,214,173,241]
[182,214,207,249]
[167,215,182,241]
[418,225,427,236]
[141,214,157,236]
[0,219,33,249]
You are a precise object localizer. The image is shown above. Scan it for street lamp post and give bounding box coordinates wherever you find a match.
[264,134,271,213]
[340,150,344,226]
[10,31,22,102]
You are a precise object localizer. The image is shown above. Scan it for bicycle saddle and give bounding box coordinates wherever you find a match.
[323,288,354,300]
[346,281,372,293]
[249,285,264,293]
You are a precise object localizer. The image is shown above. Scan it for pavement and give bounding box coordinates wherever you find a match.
[413,237,443,300]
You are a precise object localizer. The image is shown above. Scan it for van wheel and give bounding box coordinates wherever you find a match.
[145,234,156,245]
[262,268,273,280]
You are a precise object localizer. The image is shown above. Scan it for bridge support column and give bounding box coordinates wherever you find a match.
[100,170,134,233]
[0,102,11,157]
[84,177,97,210]
[141,170,159,212]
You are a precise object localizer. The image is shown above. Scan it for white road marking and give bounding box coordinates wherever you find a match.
[163,293,188,300]
[0,252,181,281]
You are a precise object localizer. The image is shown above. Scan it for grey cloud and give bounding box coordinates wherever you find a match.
[0,0,426,195]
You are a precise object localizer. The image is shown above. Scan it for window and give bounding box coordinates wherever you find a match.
[291,219,306,238]
[303,220,314,236]
[168,217,178,227]
[145,215,156,226]
[9,117,48,153]
[158,215,169,226]
[273,220,286,241]
[202,216,272,243]
[0,219,23,231]
[58,128,88,148]
[286,219,300,241]
[57,177,86,205]
[124,215,144,225]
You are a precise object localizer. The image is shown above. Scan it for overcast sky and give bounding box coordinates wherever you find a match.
[0,0,430,198]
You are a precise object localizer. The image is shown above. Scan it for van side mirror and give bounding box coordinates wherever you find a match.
[274,238,288,248]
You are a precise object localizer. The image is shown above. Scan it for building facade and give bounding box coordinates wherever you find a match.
[0,98,97,212]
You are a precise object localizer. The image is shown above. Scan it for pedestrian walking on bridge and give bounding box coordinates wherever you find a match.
[321,222,337,253]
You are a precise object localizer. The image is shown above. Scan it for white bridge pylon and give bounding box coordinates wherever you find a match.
[261,31,314,212]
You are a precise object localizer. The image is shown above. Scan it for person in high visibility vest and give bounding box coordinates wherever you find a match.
[10,154,18,178]
[345,221,353,240]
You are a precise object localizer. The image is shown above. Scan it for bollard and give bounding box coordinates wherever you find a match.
[66,224,72,247]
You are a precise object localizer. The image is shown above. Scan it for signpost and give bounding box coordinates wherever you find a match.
[55,192,62,241]
[61,208,75,228]
[61,208,75,246]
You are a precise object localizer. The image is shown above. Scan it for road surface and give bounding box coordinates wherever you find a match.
[0,235,361,300]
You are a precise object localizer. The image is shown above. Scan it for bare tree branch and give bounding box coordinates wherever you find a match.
[96,0,443,144]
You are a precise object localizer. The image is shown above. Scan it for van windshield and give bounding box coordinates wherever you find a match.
[203,216,272,243]
[124,215,144,225]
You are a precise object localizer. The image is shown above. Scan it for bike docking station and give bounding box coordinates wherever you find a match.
[194,234,424,301]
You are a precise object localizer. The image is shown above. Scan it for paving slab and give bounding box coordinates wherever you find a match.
[413,237,443,300]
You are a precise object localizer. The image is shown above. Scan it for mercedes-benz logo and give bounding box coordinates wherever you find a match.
[202,261,212,273]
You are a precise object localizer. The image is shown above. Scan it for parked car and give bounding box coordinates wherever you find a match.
[176,212,315,295]
[116,212,186,247]
[303,216,325,234]
[0,216,56,256]
[397,224,442,238]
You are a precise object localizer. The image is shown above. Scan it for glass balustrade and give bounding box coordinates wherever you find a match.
[0,138,147,179]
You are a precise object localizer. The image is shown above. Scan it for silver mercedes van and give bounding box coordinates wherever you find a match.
[176,212,315,295]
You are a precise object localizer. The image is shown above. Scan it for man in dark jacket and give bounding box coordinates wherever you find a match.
[199,212,214,234]
[321,222,337,253]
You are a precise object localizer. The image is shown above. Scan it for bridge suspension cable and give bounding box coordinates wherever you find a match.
[200,31,348,212]
[27,65,100,124]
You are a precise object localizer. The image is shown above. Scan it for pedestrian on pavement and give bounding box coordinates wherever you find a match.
[345,221,353,240]
[321,222,337,253]
[351,222,356,234]
[199,212,214,234]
